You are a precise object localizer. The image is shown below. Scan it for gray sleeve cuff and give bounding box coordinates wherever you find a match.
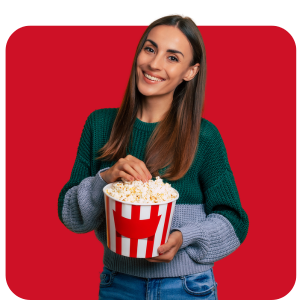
[61,167,111,233]
[99,167,110,184]
[170,213,241,264]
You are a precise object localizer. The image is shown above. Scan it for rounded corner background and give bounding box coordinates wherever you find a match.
[6,25,32,51]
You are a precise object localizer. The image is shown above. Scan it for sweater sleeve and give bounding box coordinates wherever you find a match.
[170,121,249,264]
[57,112,110,234]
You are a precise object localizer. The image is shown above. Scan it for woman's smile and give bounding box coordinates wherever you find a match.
[142,70,166,84]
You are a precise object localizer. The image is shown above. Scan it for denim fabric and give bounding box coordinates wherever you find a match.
[99,266,218,300]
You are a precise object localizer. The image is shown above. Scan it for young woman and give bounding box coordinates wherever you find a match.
[58,15,249,300]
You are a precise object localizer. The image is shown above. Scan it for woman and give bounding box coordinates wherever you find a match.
[58,15,249,300]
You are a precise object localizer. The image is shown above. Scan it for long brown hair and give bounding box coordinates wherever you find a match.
[95,14,207,181]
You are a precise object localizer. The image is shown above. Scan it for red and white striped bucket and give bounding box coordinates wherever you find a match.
[103,182,179,258]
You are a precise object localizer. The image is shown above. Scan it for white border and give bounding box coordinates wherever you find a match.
[1,1,299,299]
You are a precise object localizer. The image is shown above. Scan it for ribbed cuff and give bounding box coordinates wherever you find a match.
[170,225,209,252]
[91,167,111,204]
[98,167,110,184]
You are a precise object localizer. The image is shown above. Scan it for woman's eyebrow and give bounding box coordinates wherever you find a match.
[145,39,184,58]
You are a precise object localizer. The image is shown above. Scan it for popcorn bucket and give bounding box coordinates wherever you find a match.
[103,182,179,258]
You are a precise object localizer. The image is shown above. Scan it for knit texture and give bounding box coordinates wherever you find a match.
[58,108,249,278]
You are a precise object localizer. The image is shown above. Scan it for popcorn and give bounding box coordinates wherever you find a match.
[105,176,178,204]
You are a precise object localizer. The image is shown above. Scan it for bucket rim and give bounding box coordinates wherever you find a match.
[103,181,179,206]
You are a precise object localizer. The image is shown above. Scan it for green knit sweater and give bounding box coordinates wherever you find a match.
[58,107,249,278]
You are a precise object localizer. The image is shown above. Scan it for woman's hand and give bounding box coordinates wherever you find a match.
[145,230,183,263]
[100,154,152,184]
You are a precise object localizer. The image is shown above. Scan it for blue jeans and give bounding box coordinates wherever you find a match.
[99,266,218,299]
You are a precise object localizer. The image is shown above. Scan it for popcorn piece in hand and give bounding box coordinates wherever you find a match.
[121,177,133,184]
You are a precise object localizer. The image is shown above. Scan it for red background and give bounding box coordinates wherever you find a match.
[6,26,296,300]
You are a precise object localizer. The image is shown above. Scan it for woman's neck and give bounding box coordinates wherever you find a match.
[137,94,173,123]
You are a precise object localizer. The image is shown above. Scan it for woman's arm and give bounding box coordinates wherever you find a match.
[57,111,110,234]
[170,121,249,264]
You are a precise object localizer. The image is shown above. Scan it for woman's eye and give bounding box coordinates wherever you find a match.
[144,47,179,62]
[169,56,179,62]
[145,47,154,53]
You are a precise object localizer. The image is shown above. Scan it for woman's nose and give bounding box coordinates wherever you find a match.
[148,54,164,70]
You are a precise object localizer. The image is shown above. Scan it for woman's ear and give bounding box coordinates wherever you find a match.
[183,63,200,81]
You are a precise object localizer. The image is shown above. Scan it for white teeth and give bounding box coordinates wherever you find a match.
[144,72,164,82]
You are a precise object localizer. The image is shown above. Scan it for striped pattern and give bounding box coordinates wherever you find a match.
[104,194,176,258]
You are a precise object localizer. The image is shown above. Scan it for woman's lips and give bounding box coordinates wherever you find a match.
[142,71,166,84]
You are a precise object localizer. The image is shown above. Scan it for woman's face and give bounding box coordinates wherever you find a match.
[136,25,198,98]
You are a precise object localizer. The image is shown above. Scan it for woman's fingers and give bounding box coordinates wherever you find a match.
[125,155,152,181]
[130,163,149,182]
[118,170,135,182]
[122,163,143,181]
[139,162,152,180]
[108,156,151,183]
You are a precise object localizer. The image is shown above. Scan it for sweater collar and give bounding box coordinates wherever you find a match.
[133,117,159,132]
